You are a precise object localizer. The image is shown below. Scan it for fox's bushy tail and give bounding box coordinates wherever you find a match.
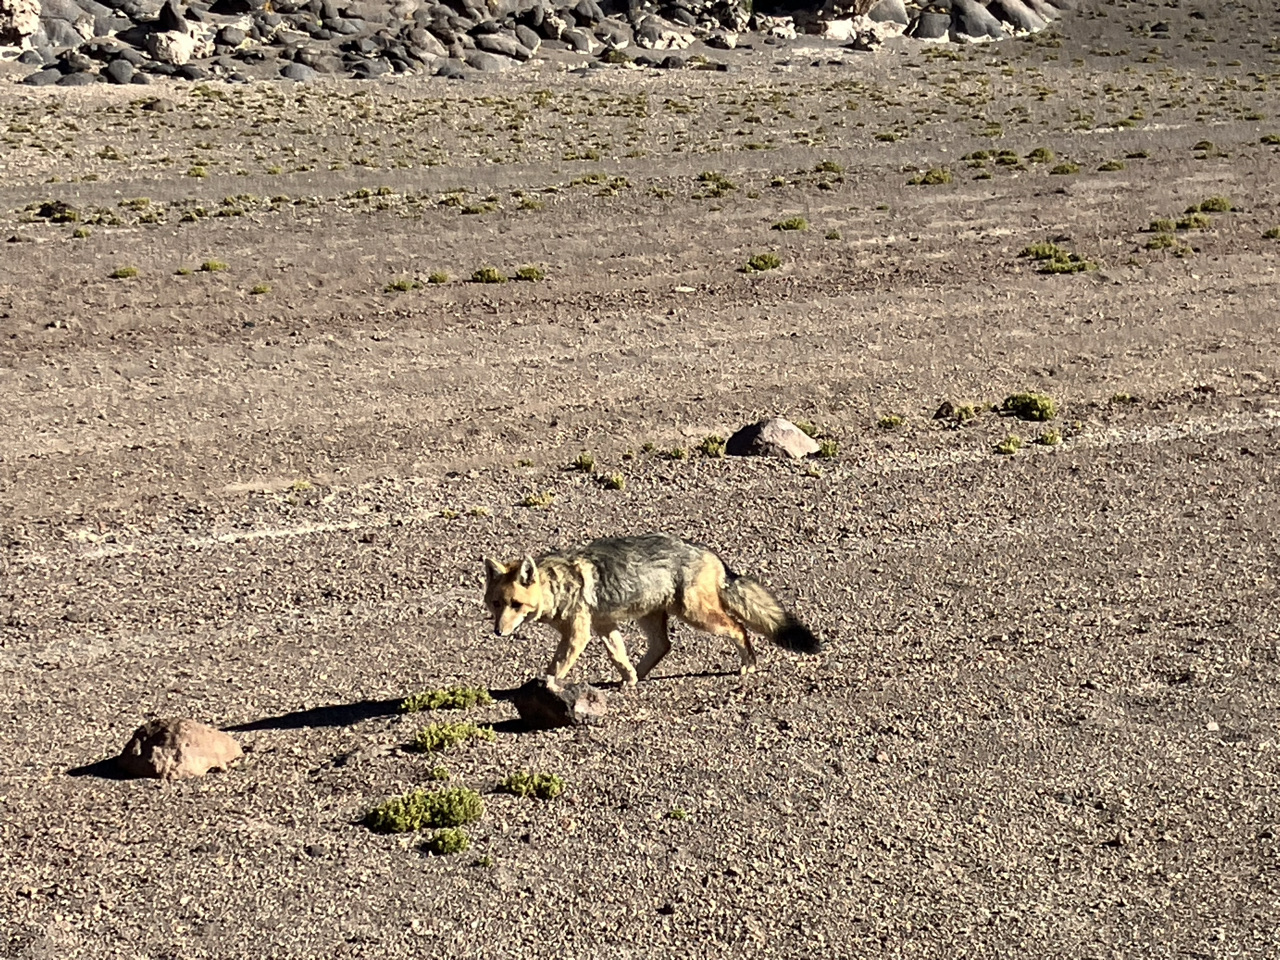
[720,574,821,654]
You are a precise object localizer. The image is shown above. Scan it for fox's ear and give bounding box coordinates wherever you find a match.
[517,556,537,586]
[483,557,506,583]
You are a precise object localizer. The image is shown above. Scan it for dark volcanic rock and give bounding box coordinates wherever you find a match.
[22,67,65,85]
[510,677,608,729]
[104,57,135,82]
[950,0,1005,40]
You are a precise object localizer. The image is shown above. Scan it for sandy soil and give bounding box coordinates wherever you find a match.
[2,2,1280,957]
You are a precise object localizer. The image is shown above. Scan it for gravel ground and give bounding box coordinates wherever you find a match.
[2,1,1280,957]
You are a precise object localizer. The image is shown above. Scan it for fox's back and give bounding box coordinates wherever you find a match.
[563,534,709,615]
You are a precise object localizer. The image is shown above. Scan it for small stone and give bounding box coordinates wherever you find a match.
[104,58,135,83]
[117,718,243,780]
[280,61,317,80]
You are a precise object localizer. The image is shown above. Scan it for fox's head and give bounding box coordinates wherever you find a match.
[483,556,542,637]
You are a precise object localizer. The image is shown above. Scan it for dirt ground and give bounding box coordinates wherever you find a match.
[3,2,1280,957]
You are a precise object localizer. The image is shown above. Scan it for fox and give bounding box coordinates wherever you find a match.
[482,533,821,686]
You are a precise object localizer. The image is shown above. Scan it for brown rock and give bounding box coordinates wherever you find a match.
[117,718,243,780]
[510,677,607,729]
[725,417,820,459]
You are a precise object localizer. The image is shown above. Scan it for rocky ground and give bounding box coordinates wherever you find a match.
[2,0,1280,957]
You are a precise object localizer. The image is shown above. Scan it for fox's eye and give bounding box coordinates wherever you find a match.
[508,600,522,611]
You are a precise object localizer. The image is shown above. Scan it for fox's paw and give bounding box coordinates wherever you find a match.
[738,664,758,676]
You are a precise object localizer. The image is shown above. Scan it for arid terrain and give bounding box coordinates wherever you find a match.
[3,1,1280,957]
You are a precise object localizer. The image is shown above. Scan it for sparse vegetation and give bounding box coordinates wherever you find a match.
[816,439,838,459]
[471,266,507,284]
[1001,393,1057,421]
[401,687,494,712]
[1037,429,1061,446]
[386,277,421,292]
[514,265,546,282]
[877,415,904,430]
[1176,212,1212,230]
[773,216,809,232]
[250,283,271,295]
[109,266,138,279]
[744,252,782,272]
[422,828,471,855]
[667,807,689,821]
[498,770,565,800]
[411,721,496,753]
[1049,162,1080,175]
[428,271,449,284]
[600,472,625,490]
[908,167,953,186]
[520,490,555,508]
[1027,147,1055,164]
[200,260,229,273]
[571,452,596,473]
[1193,196,1233,213]
[995,435,1024,456]
[793,421,818,438]
[1019,242,1096,274]
[365,787,484,833]
[698,435,727,458]
[1264,227,1280,240]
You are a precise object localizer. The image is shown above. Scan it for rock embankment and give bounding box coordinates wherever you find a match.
[4,0,1074,85]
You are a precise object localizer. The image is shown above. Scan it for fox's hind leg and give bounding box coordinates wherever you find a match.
[678,563,757,674]
[633,612,672,680]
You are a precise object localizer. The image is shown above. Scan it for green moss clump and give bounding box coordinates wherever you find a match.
[1026,146,1055,163]
[816,439,838,459]
[520,490,554,508]
[908,167,953,186]
[1145,234,1178,250]
[1049,162,1080,175]
[995,435,1024,455]
[1176,212,1212,230]
[427,271,449,284]
[600,472,625,490]
[514,265,546,281]
[877,415,904,430]
[1001,393,1057,421]
[814,160,844,174]
[421,827,470,855]
[773,216,808,231]
[410,721,496,753]
[1195,196,1232,213]
[400,687,495,713]
[1147,218,1177,233]
[109,266,139,279]
[1037,429,1061,446]
[744,252,781,272]
[698,435,726,458]
[498,770,565,800]
[571,451,596,473]
[1263,227,1280,240]
[471,266,507,284]
[200,260,229,272]
[365,787,485,832]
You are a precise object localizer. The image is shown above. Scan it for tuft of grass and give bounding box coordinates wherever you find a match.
[1145,234,1178,250]
[793,420,819,438]
[1036,429,1061,446]
[471,266,507,284]
[1176,212,1212,230]
[386,277,421,293]
[908,167,953,186]
[571,452,596,473]
[666,447,688,461]
[773,216,809,232]
[109,266,138,279]
[427,271,449,284]
[72,227,91,239]
[995,435,1024,455]
[514,265,546,282]
[401,687,494,712]
[667,807,689,821]
[1147,218,1177,233]
[498,770,565,800]
[1049,162,1080,175]
[365,787,485,833]
[1026,146,1055,163]
[698,434,726,458]
[1098,159,1126,171]
[814,160,844,174]
[1019,242,1095,273]
[695,170,737,198]
[1001,393,1057,421]
[600,472,625,490]
[200,260,229,272]
[825,229,841,240]
[816,439,838,459]
[410,721,496,753]
[250,283,271,295]
[421,828,470,855]
[520,490,554,508]
[187,166,208,178]
[1194,196,1233,213]
[877,415,904,430]
[467,506,491,517]
[744,252,782,272]
[1264,227,1280,240]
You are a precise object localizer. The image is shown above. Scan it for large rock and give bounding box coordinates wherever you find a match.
[633,14,690,50]
[117,718,243,780]
[905,10,948,40]
[510,677,607,729]
[866,0,908,26]
[950,0,1005,41]
[147,28,196,63]
[987,0,1045,33]
[725,418,821,459]
[0,0,40,45]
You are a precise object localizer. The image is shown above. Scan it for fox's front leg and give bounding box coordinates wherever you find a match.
[547,614,591,679]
